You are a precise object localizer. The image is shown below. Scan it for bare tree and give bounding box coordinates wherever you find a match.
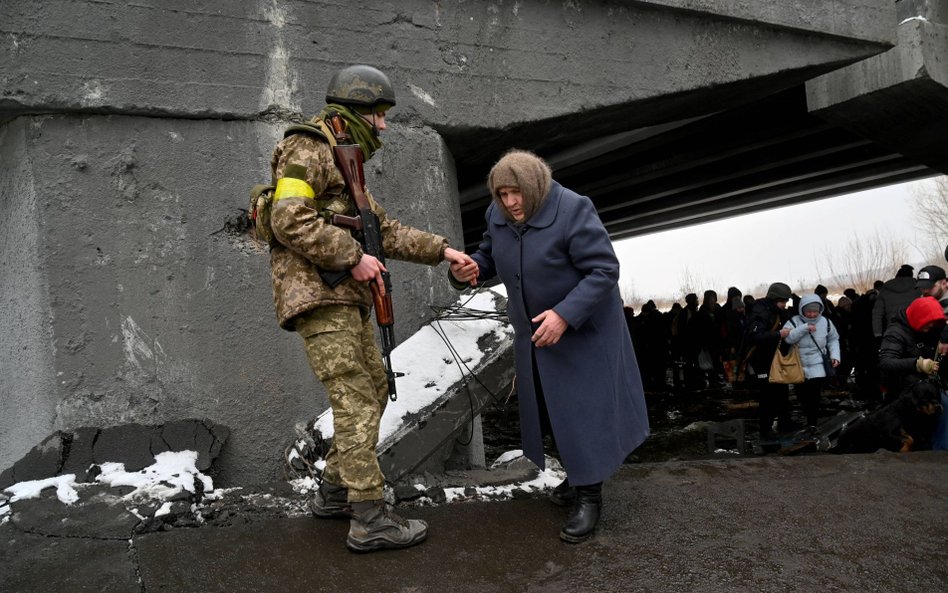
[676,264,714,301]
[910,175,948,256]
[821,230,909,293]
[619,277,642,307]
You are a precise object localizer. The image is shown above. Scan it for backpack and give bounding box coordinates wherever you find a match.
[248,183,276,245]
[248,118,337,246]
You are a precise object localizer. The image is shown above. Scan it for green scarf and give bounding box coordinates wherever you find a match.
[319,103,383,160]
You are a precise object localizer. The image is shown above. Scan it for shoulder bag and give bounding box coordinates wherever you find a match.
[769,320,804,384]
[808,321,835,377]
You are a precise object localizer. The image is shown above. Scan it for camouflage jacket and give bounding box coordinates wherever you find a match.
[269,131,448,330]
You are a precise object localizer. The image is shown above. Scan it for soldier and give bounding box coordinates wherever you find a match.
[267,65,477,552]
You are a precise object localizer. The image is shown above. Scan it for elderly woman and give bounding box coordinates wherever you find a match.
[449,149,650,543]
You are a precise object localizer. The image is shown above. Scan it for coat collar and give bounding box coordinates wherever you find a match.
[489,181,562,230]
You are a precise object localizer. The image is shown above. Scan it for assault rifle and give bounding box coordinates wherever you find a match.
[326,113,401,401]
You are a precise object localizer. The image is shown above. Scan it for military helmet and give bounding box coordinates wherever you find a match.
[325,65,396,110]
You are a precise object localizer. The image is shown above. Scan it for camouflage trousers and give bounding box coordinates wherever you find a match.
[296,305,389,502]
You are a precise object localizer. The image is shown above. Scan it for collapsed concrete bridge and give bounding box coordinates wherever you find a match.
[2,0,947,486]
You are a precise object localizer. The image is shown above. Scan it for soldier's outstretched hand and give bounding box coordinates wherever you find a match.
[445,248,479,286]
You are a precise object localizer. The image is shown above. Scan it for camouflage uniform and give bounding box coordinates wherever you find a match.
[269,130,447,502]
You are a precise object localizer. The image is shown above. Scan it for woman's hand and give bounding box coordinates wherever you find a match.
[445,248,479,286]
[531,309,568,348]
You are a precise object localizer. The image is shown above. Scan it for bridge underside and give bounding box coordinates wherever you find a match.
[455,84,937,250]
[455,7,948,251]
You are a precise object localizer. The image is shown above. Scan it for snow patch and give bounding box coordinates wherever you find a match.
[2,450,214,519]
[4,474,79,505]
[442,454,564,503]
[96,450,213,500]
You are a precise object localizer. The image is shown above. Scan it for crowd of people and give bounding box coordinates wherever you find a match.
[623,263,948,446]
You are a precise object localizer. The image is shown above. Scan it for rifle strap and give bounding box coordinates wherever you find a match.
[284,114,373,215]
[323,112,373,214]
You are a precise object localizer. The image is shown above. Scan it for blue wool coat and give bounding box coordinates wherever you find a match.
[470,181,650,485]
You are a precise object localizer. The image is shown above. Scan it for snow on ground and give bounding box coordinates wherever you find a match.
[1,450,214,520]
[96,450,213,499]
[440,452,564,504]
[4,474,80,507]
[292,450,565,506]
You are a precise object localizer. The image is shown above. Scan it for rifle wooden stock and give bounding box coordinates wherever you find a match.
[371,283,395,326]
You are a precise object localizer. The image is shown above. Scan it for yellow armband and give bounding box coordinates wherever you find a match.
[274,163,315,201]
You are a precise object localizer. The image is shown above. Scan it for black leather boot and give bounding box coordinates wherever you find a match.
[559,482,602,543]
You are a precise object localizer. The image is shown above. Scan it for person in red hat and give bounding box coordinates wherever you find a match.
[877,296,948,448]
[879,296,945,394]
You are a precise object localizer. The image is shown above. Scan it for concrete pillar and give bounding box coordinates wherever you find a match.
[0,113,463,486]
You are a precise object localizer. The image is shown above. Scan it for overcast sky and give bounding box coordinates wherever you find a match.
[613,176,942,301]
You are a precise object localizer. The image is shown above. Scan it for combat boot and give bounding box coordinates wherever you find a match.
[559,483,602,543]
[307,481,351,519]
[549,478,576,507]
[346,500,428,553]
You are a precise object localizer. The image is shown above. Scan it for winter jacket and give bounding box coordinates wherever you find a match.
[744,297,792,378]
[878,309,943,394]
[872,276,920,337]
[782,294,841,380]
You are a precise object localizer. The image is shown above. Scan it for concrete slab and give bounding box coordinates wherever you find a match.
[1,0,895,127]
[807,18,948,173]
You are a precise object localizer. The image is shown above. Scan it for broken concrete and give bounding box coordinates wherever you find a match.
[0,419,229,490]
[807,12,948,172]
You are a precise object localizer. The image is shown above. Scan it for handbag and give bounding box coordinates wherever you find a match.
[769,338,804,384]
[808,332,835,378]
